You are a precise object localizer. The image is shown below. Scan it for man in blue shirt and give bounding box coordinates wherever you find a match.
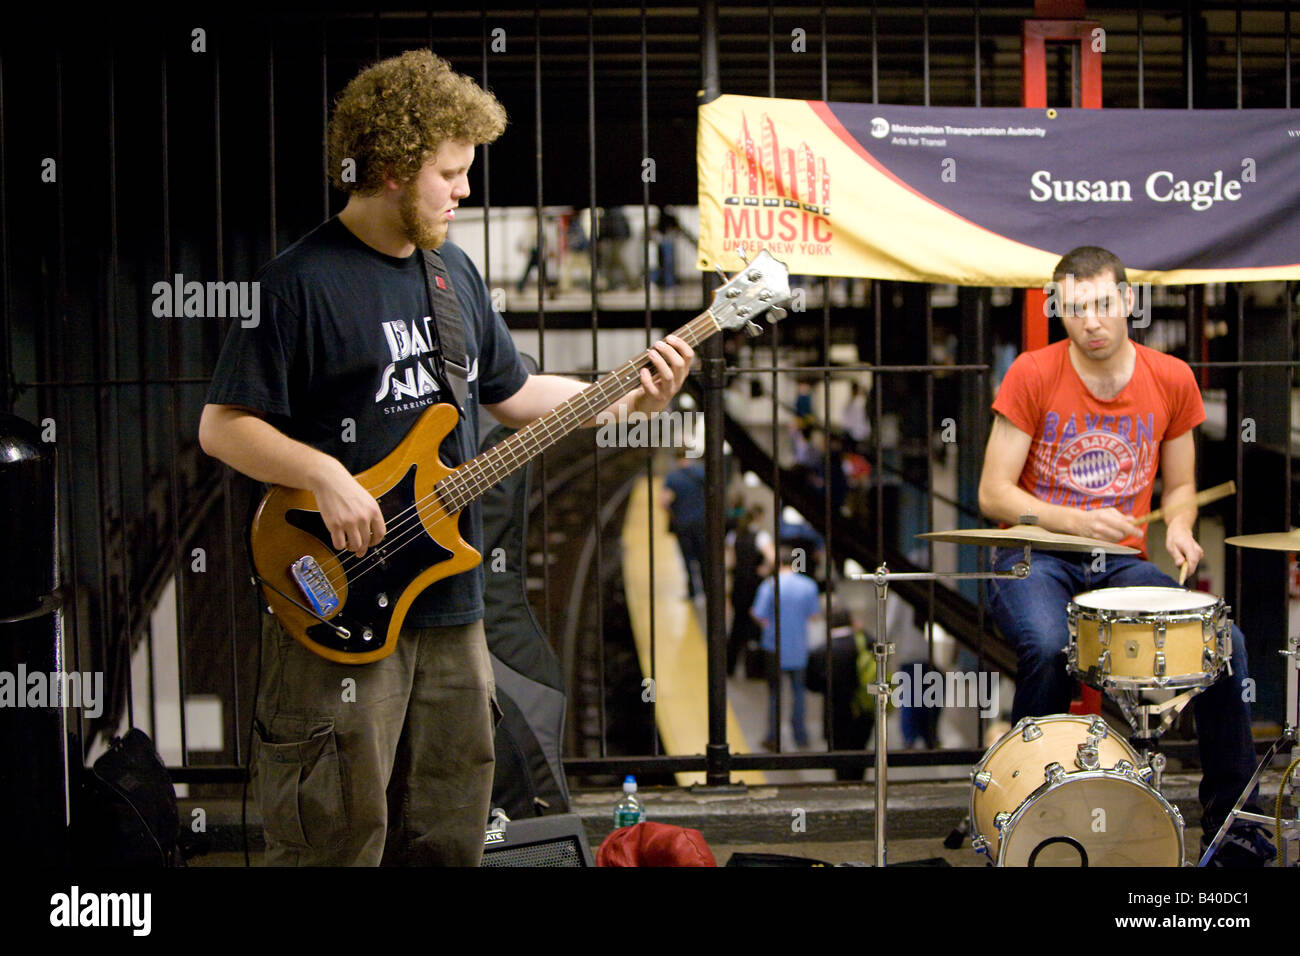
[751,544,822,749]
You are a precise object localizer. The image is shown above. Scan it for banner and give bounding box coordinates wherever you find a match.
[697,95,1300,285]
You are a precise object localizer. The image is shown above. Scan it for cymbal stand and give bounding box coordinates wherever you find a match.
[1198,634,1299,867]
[856,544,1032,866]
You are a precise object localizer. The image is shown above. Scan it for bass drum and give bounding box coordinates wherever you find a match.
[970,714,1184,866]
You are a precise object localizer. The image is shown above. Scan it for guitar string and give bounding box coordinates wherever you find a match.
[320,315,712,584]
[323,313,717,588]
[320,321,712,595]
[308,313,722,598]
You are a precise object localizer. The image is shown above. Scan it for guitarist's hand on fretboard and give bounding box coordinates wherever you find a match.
[621,334,695,417]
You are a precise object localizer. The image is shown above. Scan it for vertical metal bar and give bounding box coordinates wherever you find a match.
[871,0,879,105]
[1236,1,1243,110]
[532,7,552,693]
[1137,1,1145,110]
[106,38,140,734]
[975,292,987,749]
[925,287,935,669]
[161,45,192,768]
[1287,1,1293,110]
[216,37,241,767]
[1236,287,1244,622]
[973,0,986,752]
[923,0,930,108]
[322,17,329,220]
[640,0,658,760]
[587,0,609,760]
[1185,0,1195,109]
[766,0,783,756]
[759,0,769,98]
[699,0,729,784]
[819,0,834,756]
[479,6,491,290]
[0,52,9,411]
[268,21,277,254]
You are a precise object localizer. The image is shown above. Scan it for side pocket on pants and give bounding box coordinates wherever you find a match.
[253,718,348,851]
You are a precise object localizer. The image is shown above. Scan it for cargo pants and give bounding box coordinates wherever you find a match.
[251,613,499,866]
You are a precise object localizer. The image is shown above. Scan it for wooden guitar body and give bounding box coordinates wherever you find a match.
[249,402,481,664]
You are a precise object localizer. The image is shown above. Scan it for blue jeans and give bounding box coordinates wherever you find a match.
[765,658,808,745]
[988,549,1258,831]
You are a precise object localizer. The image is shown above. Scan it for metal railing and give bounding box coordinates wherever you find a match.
[0,3,1294,790]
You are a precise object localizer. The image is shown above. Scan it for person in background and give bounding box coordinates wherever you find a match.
[726,504,772,676]
[662,452,707,599]
[751,542,821,750]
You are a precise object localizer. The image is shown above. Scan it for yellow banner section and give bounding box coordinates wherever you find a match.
[697,94,1059,284]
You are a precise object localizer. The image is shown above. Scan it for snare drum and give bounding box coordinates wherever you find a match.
[1067,586,1231,691]
[969,714,1185,866]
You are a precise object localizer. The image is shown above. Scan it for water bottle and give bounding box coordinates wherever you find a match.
[612,775,646,828]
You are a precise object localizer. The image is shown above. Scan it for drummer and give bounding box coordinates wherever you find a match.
[978,245,1273,866]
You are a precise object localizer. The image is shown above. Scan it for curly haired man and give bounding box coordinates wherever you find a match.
[199,50,692,865]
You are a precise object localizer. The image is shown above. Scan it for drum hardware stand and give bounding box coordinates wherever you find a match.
[856,543,1033,867]
[1198,634,1300,867]
[1114,688,1203,792]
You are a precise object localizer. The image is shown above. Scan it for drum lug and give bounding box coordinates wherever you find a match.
[1115,759,1136,776]
[993,812,1012,831]
[1097,650,1111,677]
[1088,716,1108,738]
[971,835,990,855]
[1075,741,1101,771]
[972,770,992,791]
[1154,621,1166,649]
[1044,762,1066,785]
[1098,621,1111,648]
[1021,721,1043,742]
[1154,652,1166,677]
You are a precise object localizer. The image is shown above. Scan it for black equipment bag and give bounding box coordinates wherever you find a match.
[71,728,180,866]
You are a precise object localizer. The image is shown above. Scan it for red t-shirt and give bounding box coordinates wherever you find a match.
[991,340,1206,554]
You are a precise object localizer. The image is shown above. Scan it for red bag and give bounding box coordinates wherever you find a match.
[595,821,717,867]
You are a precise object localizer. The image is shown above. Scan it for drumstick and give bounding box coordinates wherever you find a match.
[1177,562,1189,586]
[1136,480,1236,527]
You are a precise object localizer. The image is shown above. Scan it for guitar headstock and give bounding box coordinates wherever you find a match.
[708,249,791,337]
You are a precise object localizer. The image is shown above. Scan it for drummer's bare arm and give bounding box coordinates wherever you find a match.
[978,413,1141,542]
[1160,430,1204,575]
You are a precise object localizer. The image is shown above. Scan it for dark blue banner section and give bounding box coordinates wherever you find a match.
[825,103,1300,277]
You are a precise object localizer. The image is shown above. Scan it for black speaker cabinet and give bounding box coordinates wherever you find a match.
[480,813,594,867]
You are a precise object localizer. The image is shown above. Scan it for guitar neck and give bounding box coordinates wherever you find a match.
[435,310,721,514]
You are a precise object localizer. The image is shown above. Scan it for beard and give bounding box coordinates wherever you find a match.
[398,183,448,251]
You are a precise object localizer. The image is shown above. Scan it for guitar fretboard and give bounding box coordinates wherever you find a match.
[435,311,720,514]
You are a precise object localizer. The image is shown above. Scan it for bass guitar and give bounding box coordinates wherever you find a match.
[249,250,790,663]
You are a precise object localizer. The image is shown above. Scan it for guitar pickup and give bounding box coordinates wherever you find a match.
[290,556,340,618]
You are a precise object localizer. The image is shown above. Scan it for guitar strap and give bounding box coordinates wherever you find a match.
[420,249,470,414]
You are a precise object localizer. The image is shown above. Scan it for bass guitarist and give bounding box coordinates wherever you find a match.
[198,49,692,866]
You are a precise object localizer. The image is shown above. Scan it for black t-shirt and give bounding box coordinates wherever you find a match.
[206,217,529,626]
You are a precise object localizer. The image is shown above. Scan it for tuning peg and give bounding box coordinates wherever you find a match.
[744,320,764,337]
[715,266,730,282]
[735,248,750,263]
[768,305,788,321]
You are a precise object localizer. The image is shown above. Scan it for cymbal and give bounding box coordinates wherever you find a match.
[918,525,1139,554]
[1225,530,1300,552]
